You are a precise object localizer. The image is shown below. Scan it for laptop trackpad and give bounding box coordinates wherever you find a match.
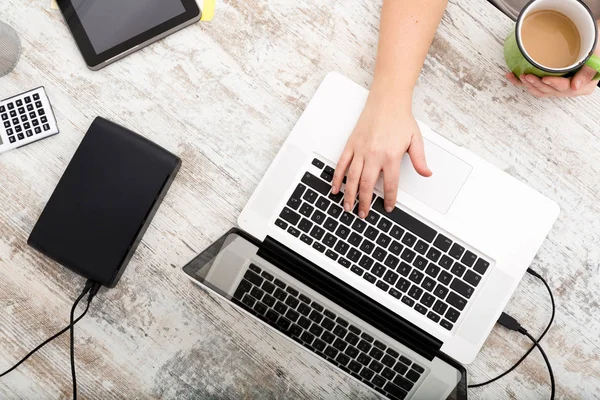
[397,139,472,214]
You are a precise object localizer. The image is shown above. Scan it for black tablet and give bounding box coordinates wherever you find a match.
[57,0,201,70]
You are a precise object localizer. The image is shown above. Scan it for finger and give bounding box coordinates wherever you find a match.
[541,76,571,92]
[358,161,381,219]
[522,79,550,97]
[332,146,353,194]
[523,74,557,95]
[572,66,598,91]
[407,133,432,177]
[343,157,364,212]
[382,159,401,213]
[506,73,523,86]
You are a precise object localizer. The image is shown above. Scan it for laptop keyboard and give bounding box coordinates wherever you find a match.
[233,263,425,400]
[274,158,491,332]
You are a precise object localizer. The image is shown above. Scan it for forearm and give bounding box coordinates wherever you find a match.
[371,0,448,109]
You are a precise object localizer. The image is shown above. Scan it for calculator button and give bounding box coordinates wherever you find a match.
[23,122,30,129]
[16,99,23,106]
[40,116,47,123]
[26,130,33,137]
[12,118,19,125]
[33,93,40,100]
[24,96,31,104]
[7,103,14,110]
[17,133,24,140]
[6,128,13,135]
[1,113,7,120]
[10,110,16,117]
[43,123,50,131]
[29,111,36,118]
[15,125,22,133]
[27,104,33,111]
[38,108,45,116]
[34,127,41,134]
[32,119,39,126]
[3,121,10,128]
[9,136,16,143]
[0,105,5,112]
[35,101,42,108]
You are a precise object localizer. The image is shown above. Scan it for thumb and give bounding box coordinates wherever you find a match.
[572,65,597,90]
[408,133,432,177]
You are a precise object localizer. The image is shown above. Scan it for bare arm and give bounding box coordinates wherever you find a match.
[332,0,448,217]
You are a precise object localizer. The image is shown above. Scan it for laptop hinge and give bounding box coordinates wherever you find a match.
[258,236,442,361]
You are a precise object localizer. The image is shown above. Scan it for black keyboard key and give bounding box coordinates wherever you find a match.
[233,279,252,299]
[310,226,325,241]
[414,303,427,315]
[242,294,257,308]
[376,217,392,233]
[383,270,399,286]
[372,198,436,242]
[348,360,362,373]
[438,270,453,285]
[315,197,329,211]
[433,234,452,252]
[412,364,425,374]
[250,286,264,300]
[408,270,424,285]
[302,188,319,204]
[312,158,325,169]
[308,324,324,337]
[384,254,400,269]
[420,293,435,307]
[433,300,448,315]
[299,203,314,217]
[323,233,337,248]
[263,294,276,307]
[376,280,389,292]
[427,311,440,323]
[414,240,428,255]
[433,284,449,299]
[359,368,374,380]
[277,317,292,331]
[339,211,355,226]
[426,247,441,263]
[324,309,336,319]
[347,248,361,262]
[351,265,364,276]
[301,172,330,195]
[280,207,301,225]
[327,203,343,218]
[287,226,300,237]
[364,226,379,241]
[312,302,324,312]
[359,240,375,255]
[322,317,335,331]
[300,234,313,246]
[450,279,475,298]
[309,310,324,324]
[274,288,288,301]
[322,331,335,344]
[324,217,338,232]
[351,218,367,233]
[369,347,384,360]
[382,367,395,380]
[344,332,359,346]
[298,218,313,233]
[396,277,411,293]
[425,263,440,278]
[422,277,436,292]
[359,255,374,270]
[464,270,482,287]
[328,190,344,204]
[275,301,288,314]
[375,233,391,248]
[447,292,467,310]
[336,352,351,366]
[363,272,376,284]
[285,294,299,308]
[338,257,351,268]
[445,307,460,322]
[461,250,477,267]
[333,325,348,339]
[406,369,421,382]
[336,317,349,328]
[348,232,362,247]
[439,255,454,270]
[262,280,276,294]
[397,262,411,277]
[408,285,423,300]
[333,338,347,352]
[449,243,465,259]
[393,361,408,375]
[357,340,372,353]
[440,319,454,331]
[40,116,47,123]
[390,225,405,240]
[372,247,386,262]
[413,255,428,270]
[335,225,350,241]
[401,296,415,307]
[245,270,264,286]
[473,258,490,275]
[389,288,402,299]
[298,316,311,329]
[313,338,326,352]
[255,302,268,315]
[366,211,380,226]
[385,382,409,399]
[451,263,466,278]
[286,309,300,322]
[275,219,288,230]
[372,374,386,388]
[301,331,315,344]
[326,249,338,261]
[400,248,416,263]
[357,352,371,366]
[371,263,386,278]
[313,242,326,253]
[33,93,40,101]
[266,309,279,323]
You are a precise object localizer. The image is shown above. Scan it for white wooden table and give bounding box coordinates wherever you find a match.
[1,0,599,399]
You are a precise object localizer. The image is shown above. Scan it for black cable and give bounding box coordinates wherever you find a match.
[469,267,555,388]
[519,328,555,400]
[0,282,92,378]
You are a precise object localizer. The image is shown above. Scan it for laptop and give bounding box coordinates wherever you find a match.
[183,72,559,399]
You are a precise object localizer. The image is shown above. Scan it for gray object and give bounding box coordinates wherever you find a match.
[490,0,600,20]
[0,21,21,77]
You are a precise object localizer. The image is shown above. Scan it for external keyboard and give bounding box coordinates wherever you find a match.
[275,158,491,332]
[233,263,425,400]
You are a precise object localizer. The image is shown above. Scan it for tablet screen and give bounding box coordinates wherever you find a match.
[71,0,186,54]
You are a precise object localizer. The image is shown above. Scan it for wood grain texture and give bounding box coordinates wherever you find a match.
[1,0,599,399]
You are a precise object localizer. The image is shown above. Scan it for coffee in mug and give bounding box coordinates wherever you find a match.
[521,10,581,69]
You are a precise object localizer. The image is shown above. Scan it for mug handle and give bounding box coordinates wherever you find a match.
[585,54,600,80]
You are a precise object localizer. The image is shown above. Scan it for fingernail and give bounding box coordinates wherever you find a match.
[359,210,366,219]
[526,76,535,83]
[344,202,350,211]
[575,79,582,90]
[385,206,393,213]
[519,75,526,81]
[332,185,337,194]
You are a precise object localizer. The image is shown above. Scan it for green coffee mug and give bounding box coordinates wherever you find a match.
[504,0,600,79]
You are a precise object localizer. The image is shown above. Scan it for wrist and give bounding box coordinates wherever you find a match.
[368,78,414,116]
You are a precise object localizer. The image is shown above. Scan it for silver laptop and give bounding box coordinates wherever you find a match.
[183,72,559,399]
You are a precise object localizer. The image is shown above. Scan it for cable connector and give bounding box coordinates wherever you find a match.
[497,312,525,333]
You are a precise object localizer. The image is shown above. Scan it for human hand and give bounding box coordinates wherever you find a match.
[506,64,598,98]
[331,90,432,219]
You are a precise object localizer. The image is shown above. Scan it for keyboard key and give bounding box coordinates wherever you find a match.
[338,257,351,268]
[396,277,411,293]
[310,226,325,241]
[298,218,313,233]
[359,368,374,380]
[433,284,449,299]
[384,254,400,269]
[324,217,338,232]
[244,270,264,286]
[277,317,292,331]
[299,203,314,217]
[401,296,415,307]
[450,279,475,298]
[408,270,424,285]
[348,231,362,247]
[400,248,416,263]
[377,217,392,232]
[440,319,454,331]
[473,258,490,275]
[413,256,428,270]
[388,241,402,257]
[33,93,40,100]
[335,225,350,240]
[310,210,326,225]
[17,106,24,114]
[351,218,367,233]
[438,270,453,285]
[406,369,421,382]
[336,352,351,366]
[347,247,361,262]
[312,243,326,255]
[383,270,399,286]
[425,263,440,278]
[373,198,436,242]
[322,331,335,344]
[301,172,330,195]
[320,169,333,183]
[389,288,402,299]
[287,226,300,237]
[366,212,380,225]
[414,303,427,315]
[447,292,467,310]
[233,279,252,299]
[315,196,329,211]
[414,240,428,255]
[427,311,440,323]
[392,374,414,391]
[303,188,318,204]
[433,234,452,252]
[363,272,376,284]
[301,331,315,344]
[322,317,336,330]
[376,233,391,248]
[376,280,389,291]
[451,263,466,278]
[358,255,374,270]
[274,288,287,302]
[422,277,436,292]
[420,293,435,307]
[372,247,386,262]
[408,285,423,300]
[263,294,276,307]
[339,211,355,226]
[242,294,256,308]
[325,250,338,261]
[328,190,344,204]
[7,103,13,110]
[426,247,441,262]
[280,207,300,225]
[359,240,375,254]
[397,262,411,277]
[449,243,465,259]
[327,203,343,218]
[17,133,24,140]
[364,226,379,241]
[390,225,405,240]
[433,300,448,315]
[286,308,300,321]
[372,374,386,388]
[250,286,264,300]
[6,128,12,135]
[371,263,386,278]
[461,250,477,267]
[445,307,460,322]
[464,270,482,286]
[333,241,349,255]
[32,119,39,126]
[311,158,325,169]
[393,361,408,375]
[313,338,326,352]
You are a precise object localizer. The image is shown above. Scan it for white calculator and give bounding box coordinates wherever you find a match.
[0,87,59,154]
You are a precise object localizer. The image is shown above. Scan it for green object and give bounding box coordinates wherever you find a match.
[504,31,600,80]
